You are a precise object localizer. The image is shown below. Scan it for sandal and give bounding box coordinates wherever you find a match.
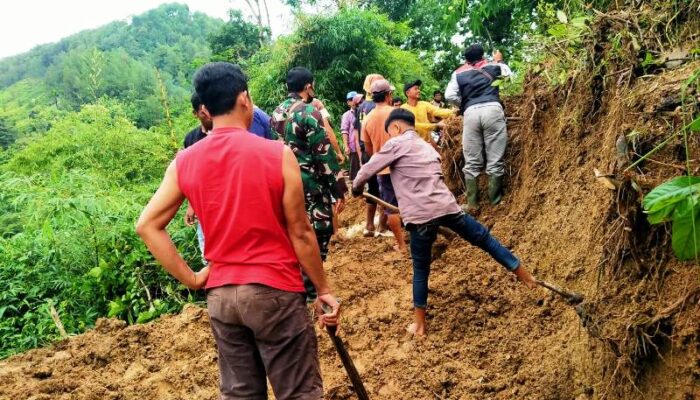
[362,229,377,237]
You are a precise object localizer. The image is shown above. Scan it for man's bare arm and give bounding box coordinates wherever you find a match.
[361,122,374,155]
[354,129,363,164]
[341,132,349,155]
[323,116,344,161]
[136,160,208,289]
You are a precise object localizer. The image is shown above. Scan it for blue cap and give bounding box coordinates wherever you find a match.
[346,91,358,100]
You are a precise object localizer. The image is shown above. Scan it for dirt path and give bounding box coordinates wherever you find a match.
[317,199,589,400]
[0,198,591,400]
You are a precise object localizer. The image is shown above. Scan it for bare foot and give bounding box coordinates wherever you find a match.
[406,322,426,337]
[393,244,409,256]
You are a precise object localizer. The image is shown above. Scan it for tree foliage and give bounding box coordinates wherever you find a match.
[0,103,201,358]
[0,117,16,149]
[0,4,221,89]
[249,8,437,121]
[208,9,264,64]
[0,4,221,134]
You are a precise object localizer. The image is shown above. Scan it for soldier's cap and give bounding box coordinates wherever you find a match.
[346,91,358,100]
[403,79,422,94]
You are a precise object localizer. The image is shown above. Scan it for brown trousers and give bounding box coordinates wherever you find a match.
[207,284,323,400]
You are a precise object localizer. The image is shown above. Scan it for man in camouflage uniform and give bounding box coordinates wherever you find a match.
[272,67,346,300]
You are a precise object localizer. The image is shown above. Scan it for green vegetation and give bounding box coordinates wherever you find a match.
[209,9,266,64]
[0,103,202,358]
[0,3,223,358]
[642,69,700,261]
[0,3,221,135]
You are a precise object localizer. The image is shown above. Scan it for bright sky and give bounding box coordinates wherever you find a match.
[0,0,294,60]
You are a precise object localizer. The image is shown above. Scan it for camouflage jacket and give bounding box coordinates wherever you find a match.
[272,94,341,199]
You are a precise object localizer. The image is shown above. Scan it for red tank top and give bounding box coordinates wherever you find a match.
[176,127,304,292]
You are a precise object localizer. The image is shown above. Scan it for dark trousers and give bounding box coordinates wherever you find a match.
[207,285,322,400]
[362,152,380,204]
[407,212,520,308]
[349,151,361,181]
[377,174,398,215]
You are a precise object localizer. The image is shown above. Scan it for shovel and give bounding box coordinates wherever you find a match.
[322,303,370,400]
[534,278,584,305]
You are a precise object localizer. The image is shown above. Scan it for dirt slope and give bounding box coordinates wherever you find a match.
[0,198,584,400]
[1,180,697,400]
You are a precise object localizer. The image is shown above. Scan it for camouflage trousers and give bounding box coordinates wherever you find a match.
[302,193,333,302]
[306,193,334,238]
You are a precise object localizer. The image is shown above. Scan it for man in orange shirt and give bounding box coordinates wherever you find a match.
[361,78,406,253]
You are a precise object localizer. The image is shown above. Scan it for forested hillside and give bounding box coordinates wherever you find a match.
[0,3,228,357]
[0,3,222,135]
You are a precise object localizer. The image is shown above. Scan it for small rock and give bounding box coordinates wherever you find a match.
[47,351,72,362]
[32,367,52,379]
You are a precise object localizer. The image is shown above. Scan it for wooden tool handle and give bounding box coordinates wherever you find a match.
[362,192,398,212]
[321,303,370,400]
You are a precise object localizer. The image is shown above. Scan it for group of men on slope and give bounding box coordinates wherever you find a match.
[135,42,536,399]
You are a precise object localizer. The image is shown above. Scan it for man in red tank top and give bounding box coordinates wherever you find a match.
[136,62,340,400]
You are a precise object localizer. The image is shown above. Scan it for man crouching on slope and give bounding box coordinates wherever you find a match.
[352,108,535,336]
[136,62,340,399]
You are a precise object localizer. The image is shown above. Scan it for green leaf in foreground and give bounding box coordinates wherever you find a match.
[644,176,700,260]
[671,199,700,260]
[642,176,700,216]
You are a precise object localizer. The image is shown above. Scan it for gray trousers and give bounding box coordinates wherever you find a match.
[461,102,507,180]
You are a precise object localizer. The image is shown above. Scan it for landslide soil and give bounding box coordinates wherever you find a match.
[2,60,700,399]
[2,188,696,399]
[0,198,579,400]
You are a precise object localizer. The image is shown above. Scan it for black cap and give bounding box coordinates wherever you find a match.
[403,79,422,94]
[464,43,485,63]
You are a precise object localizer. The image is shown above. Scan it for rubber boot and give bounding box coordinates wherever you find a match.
[461,178,479,213]
[488,175,504,205]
